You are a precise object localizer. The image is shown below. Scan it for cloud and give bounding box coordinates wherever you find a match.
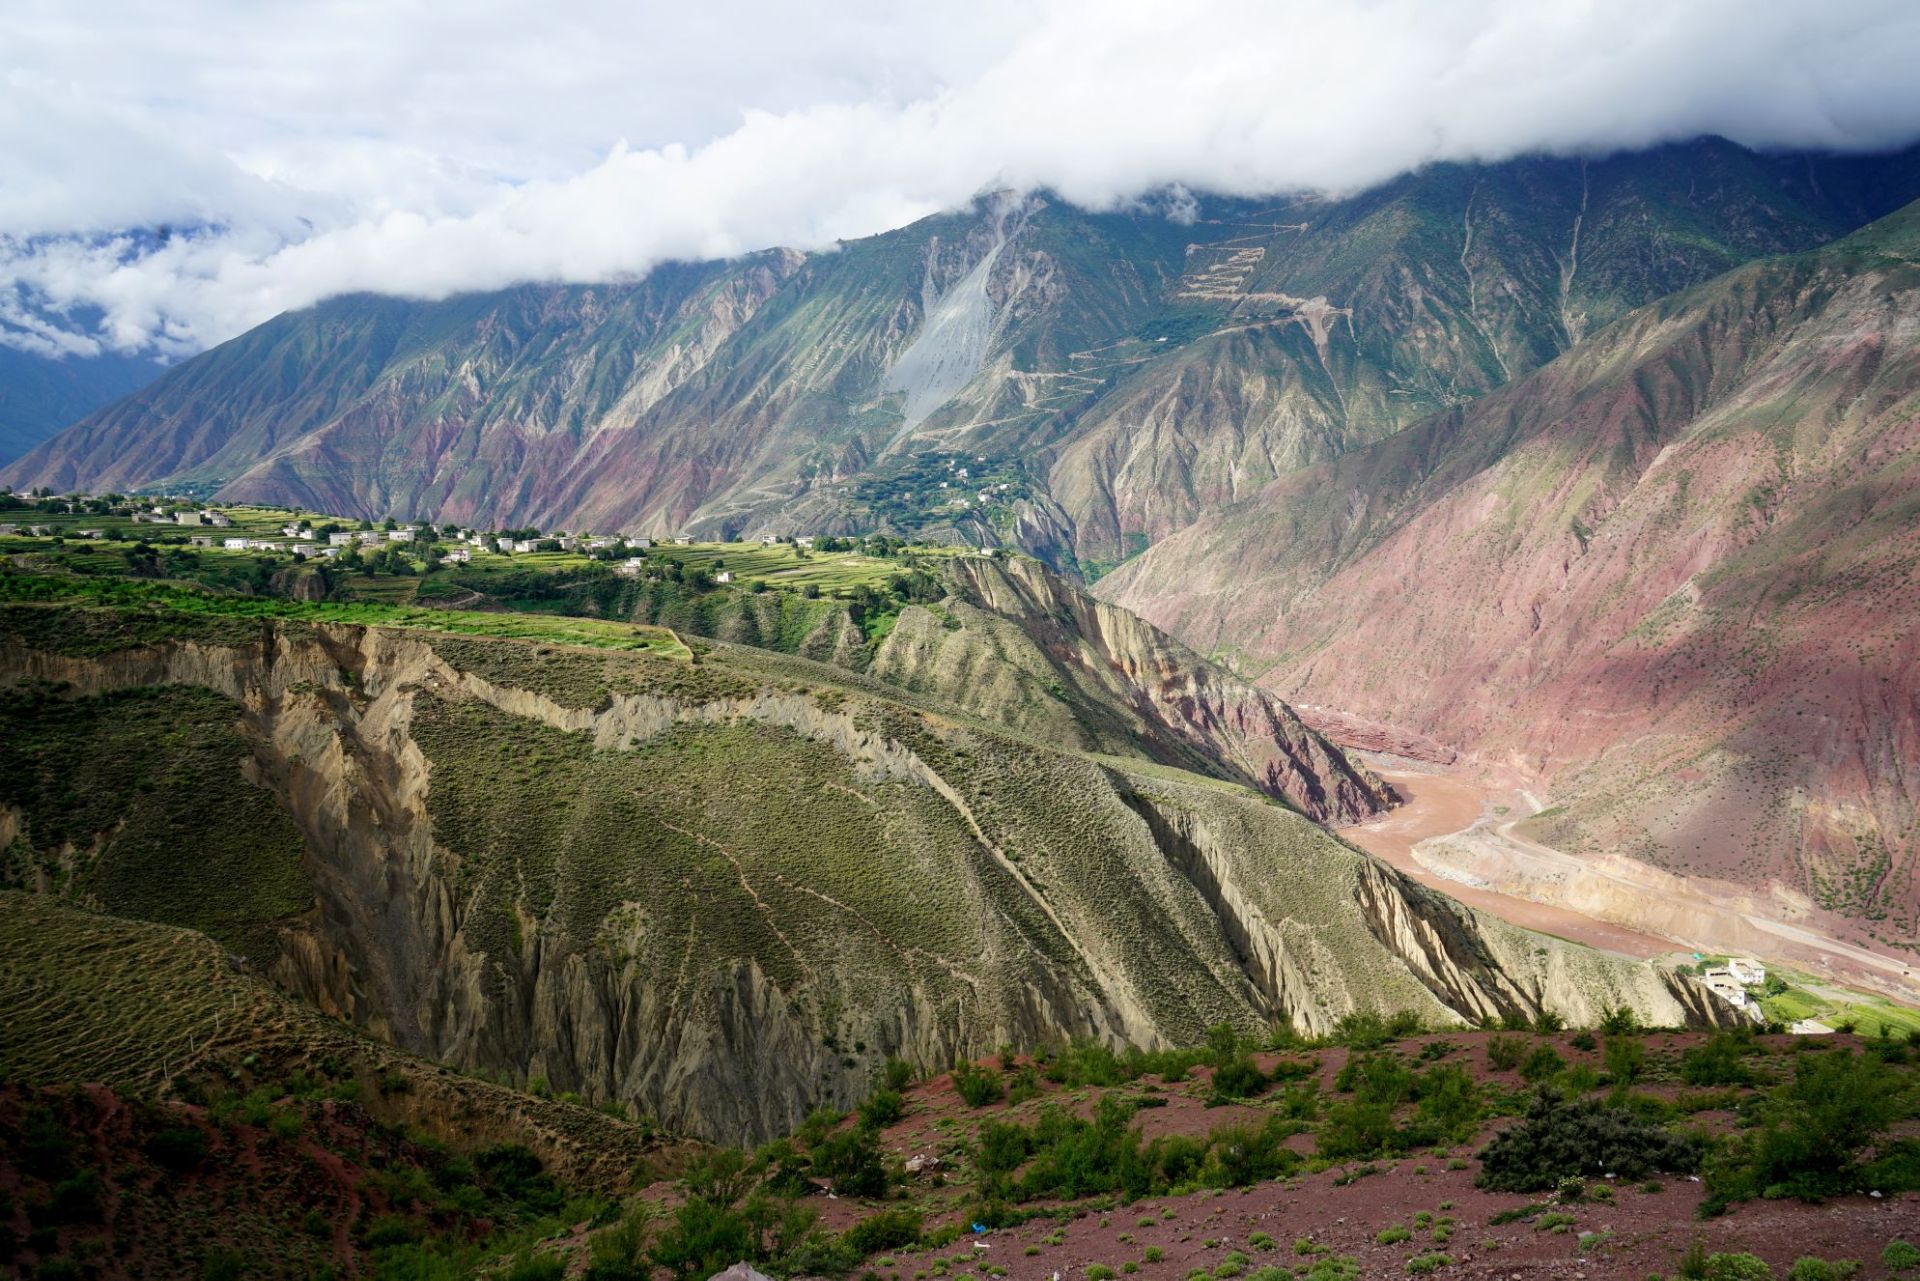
[3,0,1918,359]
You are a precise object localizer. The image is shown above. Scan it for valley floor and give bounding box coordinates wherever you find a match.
[1340,768,1671,960]
[1341,765,1920,1016]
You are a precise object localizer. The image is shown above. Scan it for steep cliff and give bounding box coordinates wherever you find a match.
[871,555,1393,822]
[1,600,1730,1143]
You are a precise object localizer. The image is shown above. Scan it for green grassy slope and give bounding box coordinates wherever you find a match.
[0,579,1727,1143]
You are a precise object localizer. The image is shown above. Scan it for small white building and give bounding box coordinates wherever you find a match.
[329,532,356,546]
[795,536,814,548]
[205,512,233,528]
[223,537,249,550]
[76,528,105,539]
[1726,958,1766,987]
[672,535,692,545]
[356,531,382,545]
[174,511,203,526]
[715,570,734,583]
[443,547,472,564]
[631,537,652,549]
[292,543,320,556]
[614,556,647,578]
[760,534,780,545]
[513,539,542,553]
[282,523,306,537]
[189,535,215,547]
[387,528,415,543]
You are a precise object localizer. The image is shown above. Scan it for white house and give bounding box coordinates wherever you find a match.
[223,537,249,550]
[631,537,652,549]
[189,535,215,547]
[715,570,734,583]
[672,535,692,545]
[292,543,320,556]
[614,556,647,577]
[76,528,105,538]
[760,534,780,545]
[795,536,814,548]
[513,538,542,553]
[329,532,356,546]
[443,547,472,564]
[205,512,233,528]
[174,511,203,526]
[282,523,306,537]
[1726,958,1766,987]
[356,531,382,545]
[387,528,415,543]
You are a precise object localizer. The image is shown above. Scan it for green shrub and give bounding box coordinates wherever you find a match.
[1598,1007,1639,1036]
[1681,1034,1755,1087]
[1707,1048,1903,1206]
[815,1125,889,1198]
[860,1089,905,1129]
[1376,1226,1412,1245]
[1603,1035,1645,1087]
[843,1210,923,1257]
[1700,1253,1772,1281]
[1210,1056,1267,1102]
[1486,1037,1527,1072]
[885,1058,916,1091]
[953,1063,1004,1108]
[1519,1044,1564,1083]
[1785,1259,1859,1281]
[1086,1266,1116,1280]
[1476,1092,1701,1192]
[1883,1240,1920,1271]
[1405,1254,1452,1274]
[145,1125,209,1171]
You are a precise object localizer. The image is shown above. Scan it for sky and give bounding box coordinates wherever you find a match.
[4,0,1919,361]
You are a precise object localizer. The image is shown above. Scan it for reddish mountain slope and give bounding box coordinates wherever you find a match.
[1099,203,1920,943]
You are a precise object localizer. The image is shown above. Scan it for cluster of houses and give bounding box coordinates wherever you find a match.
[1696,956,1768,1019]
[8,495,843,579]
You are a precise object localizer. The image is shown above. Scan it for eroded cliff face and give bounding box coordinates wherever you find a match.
[874,556,1394,823]
[1,617,1730,1144]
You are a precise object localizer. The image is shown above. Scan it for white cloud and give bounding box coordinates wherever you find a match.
[2,0,1918,358]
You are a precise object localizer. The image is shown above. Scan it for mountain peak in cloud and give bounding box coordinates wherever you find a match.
[3,0,1917,359]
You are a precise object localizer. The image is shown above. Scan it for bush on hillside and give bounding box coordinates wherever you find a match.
[1705,1048,1906,1207]
[952,1062,1004,1108]
[1476,1091,1702,1192]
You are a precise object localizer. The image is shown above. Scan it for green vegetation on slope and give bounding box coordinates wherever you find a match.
[0,683,309,964]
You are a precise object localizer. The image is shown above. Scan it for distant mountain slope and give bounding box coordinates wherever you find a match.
[9,140,1916,569]
[1098,200,1920,944]
[0,344,157,465]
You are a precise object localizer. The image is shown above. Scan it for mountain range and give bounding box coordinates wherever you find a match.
[6,135,1920,944]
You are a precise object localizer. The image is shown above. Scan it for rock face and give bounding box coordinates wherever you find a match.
[871,555,1394,823]
[1099,202,1920,938]
[9,141,1917,575]
[1,607,1731,1144]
